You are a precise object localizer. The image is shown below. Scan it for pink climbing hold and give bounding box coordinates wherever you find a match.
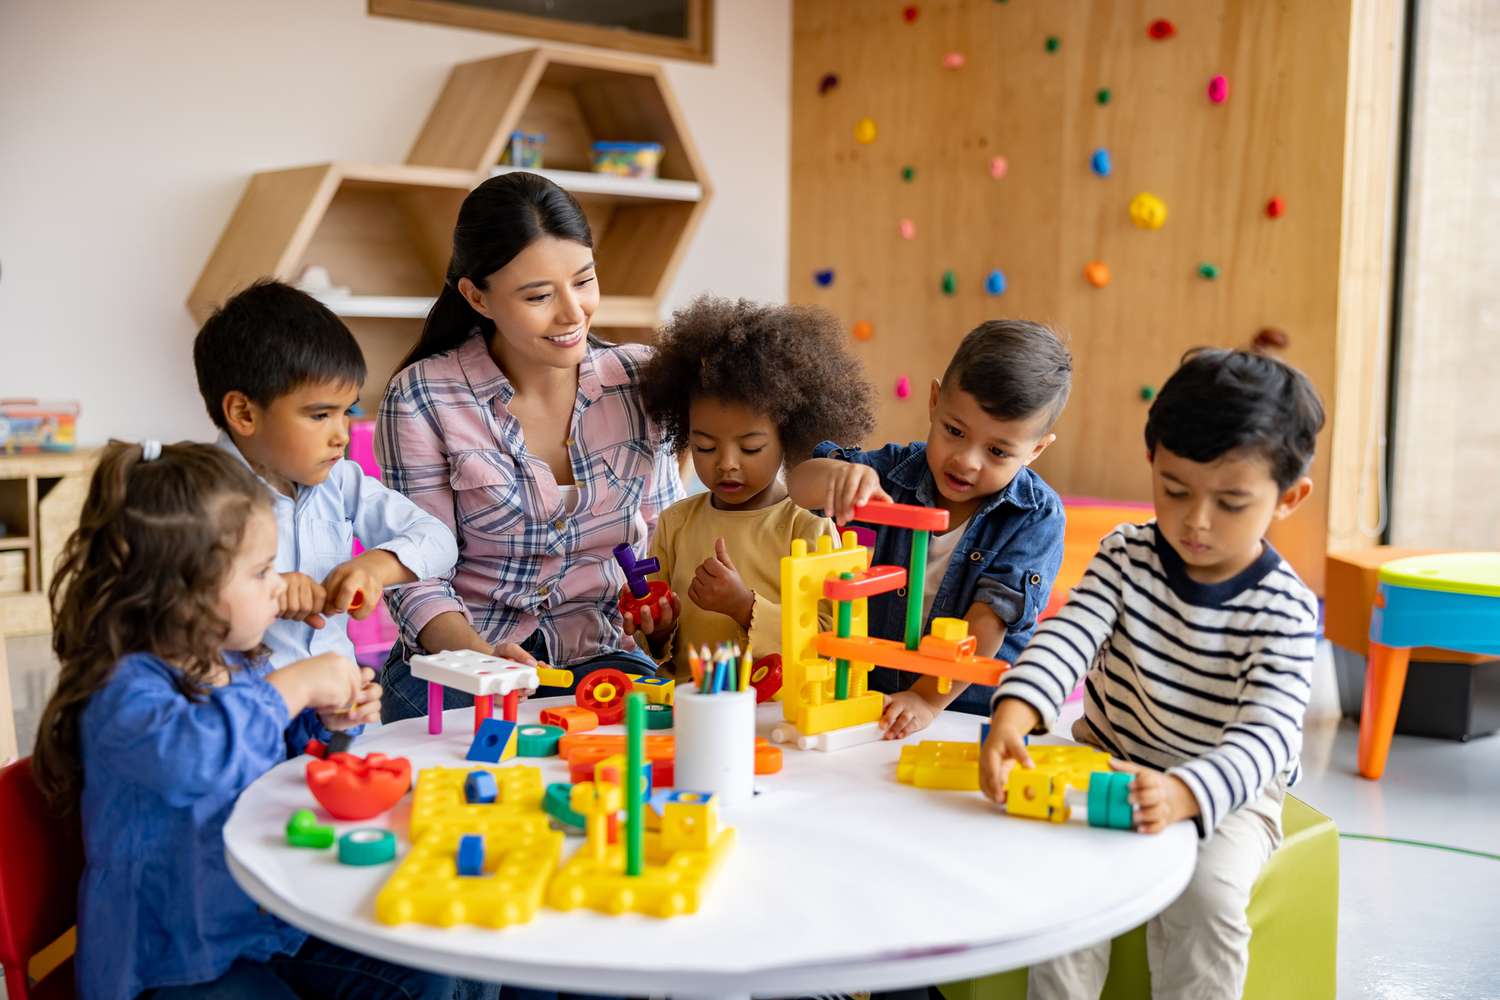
[942,52,966,69]
[898,218,916,240]
[990,155,1008,180]
[895,376,911,399]
[1208,74,1229,104]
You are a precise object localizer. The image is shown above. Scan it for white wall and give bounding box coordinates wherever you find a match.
[0,0,790,444]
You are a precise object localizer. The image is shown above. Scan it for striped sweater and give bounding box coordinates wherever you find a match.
[993,521,1318,838]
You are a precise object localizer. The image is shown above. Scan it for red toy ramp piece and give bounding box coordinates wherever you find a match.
[822,565,907,601]
[851,499,949,533]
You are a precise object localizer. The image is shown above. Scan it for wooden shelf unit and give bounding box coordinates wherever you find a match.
[188,48,711,394]
[0,450,97,638]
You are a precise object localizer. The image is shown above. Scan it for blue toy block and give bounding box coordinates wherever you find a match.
[464,769,498,804]
[980,722,990,745]
[466,719,518,763]
[457,833,485,876]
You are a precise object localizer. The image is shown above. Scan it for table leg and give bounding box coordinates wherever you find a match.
[502,689,520,722]
[1358,642,1410,779]
[475,694,494,732]
[427,681,443,736]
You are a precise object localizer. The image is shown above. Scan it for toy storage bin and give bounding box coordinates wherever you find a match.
[589,141,664,178]
[500,131,546,169]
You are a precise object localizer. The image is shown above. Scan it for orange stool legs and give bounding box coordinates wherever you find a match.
[1358,642,1410,779]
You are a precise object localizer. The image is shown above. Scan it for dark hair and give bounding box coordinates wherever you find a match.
[396,172,594,372]
[639,296,876,461]
[32,442,270,812]
[942,319,1073,427]
[193,280,366,431]
[1145,348,1326,489]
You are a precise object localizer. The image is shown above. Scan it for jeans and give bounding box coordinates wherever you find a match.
[140,935,455,999]
[381,632,658,724]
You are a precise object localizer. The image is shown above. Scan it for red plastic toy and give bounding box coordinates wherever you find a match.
[576,668,634,726]
[305,752,411,821]
[613,543,674,628]
[1147,18,1176,39]
[852,499,950,533]
[749,654,784,704]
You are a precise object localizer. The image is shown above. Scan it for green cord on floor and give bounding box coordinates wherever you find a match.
[1339,832,1500,862]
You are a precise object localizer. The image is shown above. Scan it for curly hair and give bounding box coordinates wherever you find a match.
[32,441,270,813]
[639,296,875,461]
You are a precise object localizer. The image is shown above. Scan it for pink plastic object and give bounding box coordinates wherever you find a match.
[895,375,911,399]
[942,52,965,69]
[899,218,917,240]
[345,420,399,667]
[990,156,1008,180]
[1207,74,1229,104]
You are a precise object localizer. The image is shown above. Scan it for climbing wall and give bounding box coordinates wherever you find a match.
[790,0,1361,587]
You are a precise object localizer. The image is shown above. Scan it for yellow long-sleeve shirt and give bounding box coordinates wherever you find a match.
[647,492,834,680]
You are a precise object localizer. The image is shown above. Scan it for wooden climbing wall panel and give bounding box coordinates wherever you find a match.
[790,0,1373,590]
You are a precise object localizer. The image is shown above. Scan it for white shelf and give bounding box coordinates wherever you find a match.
[309,294,434,319]
[489,166,703,203]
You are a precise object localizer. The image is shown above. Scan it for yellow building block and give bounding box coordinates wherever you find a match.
[930,617,969,641]
[376,820,563,927]
[896,740,982,791]
[1003,746,1115,823]
[409,765,545,841]
[662,792,718,850]
[798,690,885,735]
[537,666,575,688]
[1006,767,1065,821]
[634,675,675,705]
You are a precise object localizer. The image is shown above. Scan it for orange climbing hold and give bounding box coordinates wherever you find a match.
[1084,261,1111,288]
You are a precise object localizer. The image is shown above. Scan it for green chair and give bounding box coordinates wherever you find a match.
[939,795,1338,1000]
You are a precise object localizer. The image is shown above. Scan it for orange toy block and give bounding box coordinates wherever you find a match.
[539,706,599,733]
[560,733,782,782]
[821,565,907,601]
[815,633,1008,686]
[851,499,950,532]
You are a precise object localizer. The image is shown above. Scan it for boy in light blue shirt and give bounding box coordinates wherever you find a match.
[194,280,458,667]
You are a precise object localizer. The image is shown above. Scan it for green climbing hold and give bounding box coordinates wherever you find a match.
[901,165,916,182]
[941,270,957,295]
[1140,385,1157,402]
[1198,262,1221,280]
[1096,87,1111,105]
[1045,35,1061,53]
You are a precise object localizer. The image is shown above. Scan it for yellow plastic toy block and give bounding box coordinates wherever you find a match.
[408,765,545,841]
[1002,746,1114,823]
[896,740,982,791]
[376,821,563,927]
[537,666,575,688]
[633,675,675,705]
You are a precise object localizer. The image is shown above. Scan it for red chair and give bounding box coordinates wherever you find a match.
[0,757,84,1000]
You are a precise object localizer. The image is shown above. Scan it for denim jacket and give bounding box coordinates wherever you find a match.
[812,440,1066,714]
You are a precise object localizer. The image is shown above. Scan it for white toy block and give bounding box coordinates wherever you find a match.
[768,720,886,752]
[411,649,540,698]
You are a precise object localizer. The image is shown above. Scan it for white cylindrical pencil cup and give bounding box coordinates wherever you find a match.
[672,688,755,809]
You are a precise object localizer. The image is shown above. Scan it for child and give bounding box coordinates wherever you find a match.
[981,349,1324,1000]
[30,441,453,1000]
[631,296,875,676]
[193,280,458,668]
[789,320,1071,736]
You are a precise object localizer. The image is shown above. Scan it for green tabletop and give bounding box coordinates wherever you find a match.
[1378,552,1500,598]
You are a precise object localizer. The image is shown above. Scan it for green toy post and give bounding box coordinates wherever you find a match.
[905,529,930,650]
[835,572,854,699]
[625,692,645,876]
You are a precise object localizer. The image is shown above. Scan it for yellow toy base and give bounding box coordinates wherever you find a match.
[546,827,736,917]
[896,740,981,790]
[376,819,563,927]
[409,765,544,841]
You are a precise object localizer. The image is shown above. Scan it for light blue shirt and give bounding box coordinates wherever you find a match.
[217,433,459,667]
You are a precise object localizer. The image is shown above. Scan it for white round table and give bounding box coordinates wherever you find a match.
[224,698,1195,997]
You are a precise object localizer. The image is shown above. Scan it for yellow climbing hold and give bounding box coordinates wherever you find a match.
[1129,192,1167,230]
[854,117,878,144]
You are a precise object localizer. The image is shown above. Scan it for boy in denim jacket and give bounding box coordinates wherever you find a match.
[789,320,1071,735]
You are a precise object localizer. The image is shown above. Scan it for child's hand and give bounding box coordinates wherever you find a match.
[276,652,363,714]
[279,573,327,630]
[319,666,382,730]
[688,538,754,630]
[623,591,681,642]
[880,690,938,740]
[322,559,383,620]
[979,700,1040,803]
[1109,761,1200,834]
[823,463,891,526]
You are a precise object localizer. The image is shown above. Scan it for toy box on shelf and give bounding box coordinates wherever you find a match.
[0,400,79,454]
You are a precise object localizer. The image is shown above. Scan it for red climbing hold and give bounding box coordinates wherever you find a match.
[1147,19,1176,39]
[902,5,919,23]
[1266,196,1286,219]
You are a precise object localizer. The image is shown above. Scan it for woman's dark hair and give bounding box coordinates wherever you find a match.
[639,296,876,462]
[1145,348,1326,489]
[396,172,594,372]
[32,441,270,812]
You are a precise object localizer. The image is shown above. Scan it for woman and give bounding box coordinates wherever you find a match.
[376,172,681,723]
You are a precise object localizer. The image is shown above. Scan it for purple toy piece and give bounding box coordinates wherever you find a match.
[613,543,661,600]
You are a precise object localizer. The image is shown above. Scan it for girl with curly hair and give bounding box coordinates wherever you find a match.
[632,296,875,677]
[31,441,450,1000]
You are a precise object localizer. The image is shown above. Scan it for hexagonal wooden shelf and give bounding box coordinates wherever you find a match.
[188,47,711,407]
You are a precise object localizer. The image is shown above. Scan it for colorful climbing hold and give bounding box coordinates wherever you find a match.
[1147,18,1176,39]
[1140,385,1157,402]
[895,375,912,399]
[1266,196,1286,219]
[854,117,877,144]
[852,320,874,342]
[1090,148,1112,177]
[818,73,839,95]
[1084,261,1111,288]
[1198,262,1220,280]
[1253,327,1290,352]
[901,165,916,182]
[1096,87,1112,105]
[941,270,957,295]
[985,269,1007,296]
[902,5,919,23]
[898,218,917,240]
[1207,74,1229,104]
[990,155,1008,179]
[814,269,834,287]
[1045,35,1061,53]
[1129,192,1167,230]
[943,52,966,69]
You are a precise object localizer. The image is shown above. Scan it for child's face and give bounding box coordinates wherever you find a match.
[459,236,598,374]
[688,397,785,510]
[926,382,1055,510]
[227,380,359,492]
[1150,445,1312,583]
[217,508,284,651]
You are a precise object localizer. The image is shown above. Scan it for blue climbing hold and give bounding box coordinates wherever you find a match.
[814,269,835,287]
[985,269,1007,296]
[1090,148,1112,177]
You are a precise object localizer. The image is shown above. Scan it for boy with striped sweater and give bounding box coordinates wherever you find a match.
[980,349,1325,1000]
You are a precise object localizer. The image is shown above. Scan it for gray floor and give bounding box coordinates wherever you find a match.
[3,637,1497,998]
